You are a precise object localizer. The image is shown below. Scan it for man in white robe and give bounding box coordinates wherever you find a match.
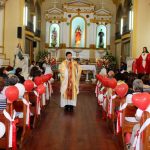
[59,52,82,111]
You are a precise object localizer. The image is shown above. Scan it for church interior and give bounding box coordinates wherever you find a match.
[0,0,150,150]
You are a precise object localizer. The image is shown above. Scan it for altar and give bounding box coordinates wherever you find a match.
[80,65,96,81]
[44,0,112,63]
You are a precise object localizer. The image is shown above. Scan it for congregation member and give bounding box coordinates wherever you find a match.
[42,56,53,75]
[15,67,25,84]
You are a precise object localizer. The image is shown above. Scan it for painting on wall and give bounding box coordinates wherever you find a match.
[96,25,107,49]
[71,17,86,48]
[49,24,60,47]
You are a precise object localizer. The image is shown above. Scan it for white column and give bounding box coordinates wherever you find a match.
[60,22,64,44]
[93,23,97,46]
[106,24,111,46]
[45,21,50,44]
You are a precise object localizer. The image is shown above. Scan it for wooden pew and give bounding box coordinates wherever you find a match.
[121,104,137,145]
[0,110,9,149]
[140,111,150,150]
[28,91,41,128]
[13,96,28,148]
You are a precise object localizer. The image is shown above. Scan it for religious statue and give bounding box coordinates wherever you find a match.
[51,27,57,47]
[98,29,104,48]
[75,25,82,47]
[135,47,150,74]
[14,43,29,78]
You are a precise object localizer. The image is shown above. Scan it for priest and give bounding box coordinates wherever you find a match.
[59,52,82,112]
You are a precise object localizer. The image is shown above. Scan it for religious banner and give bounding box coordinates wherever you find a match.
[71,17,86,48]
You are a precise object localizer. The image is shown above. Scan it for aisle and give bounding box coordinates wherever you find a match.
[23,89,123,150]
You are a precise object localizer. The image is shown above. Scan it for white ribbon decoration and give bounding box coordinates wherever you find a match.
[116,94,133,130]
[108,94,117,116]
[22,98,31,126]
[132,118,150,150]
[46,83,50,100]
[34,91,41,115]
[95,82,101,97]
[102,91,108,111]
[100,86,105,92]
[42,93,46,106]
[48,81,53,98]
[3,109,16,148]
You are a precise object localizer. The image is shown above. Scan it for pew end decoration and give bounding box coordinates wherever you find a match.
[24,80,34,92]
[15,83,25,97]
[34,76,43,86]
[115,83,128,98]
[132,93,150,111]
[5,86,19,103]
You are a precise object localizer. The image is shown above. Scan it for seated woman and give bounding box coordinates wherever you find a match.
[42,56,53,75]
[29,66,42,80]
[0,77,6,111]
[125,79,144,150]
[0,67,9,85]
[7,75,19,85]
[15,67,25,84]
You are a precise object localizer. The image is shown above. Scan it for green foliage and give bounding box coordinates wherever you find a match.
[36,50,49,62]
[102,51,116,70]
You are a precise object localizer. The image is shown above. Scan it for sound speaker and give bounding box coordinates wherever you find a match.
[33,41,37,48]
[17,27,22,39]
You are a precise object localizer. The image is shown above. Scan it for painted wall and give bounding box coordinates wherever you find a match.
[0,8,4,53]
[4,0,24,65]
[132,0,150,58]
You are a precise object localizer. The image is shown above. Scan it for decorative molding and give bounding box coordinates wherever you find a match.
[94,8,112,24]
[121,33,131,40]
[63,0,95,14]
[25,30,34,37]
[90,18,111,24]
[0,0,6,8]
[45,7,65,22]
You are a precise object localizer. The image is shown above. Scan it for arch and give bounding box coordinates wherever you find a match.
[70,15,87,48]
[49,23,60,47]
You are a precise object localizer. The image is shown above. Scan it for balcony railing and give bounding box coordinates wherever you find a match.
[115,32,121,40]
[25,21,33,33]
[123,24,130,35]
[35,29,41,37]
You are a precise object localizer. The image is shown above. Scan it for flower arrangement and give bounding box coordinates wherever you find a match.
[96,51,116,72]
[36,50,49,62]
